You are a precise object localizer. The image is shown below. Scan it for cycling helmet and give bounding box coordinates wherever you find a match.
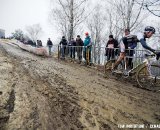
[144,26,155,34]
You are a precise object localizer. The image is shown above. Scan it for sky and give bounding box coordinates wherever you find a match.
[0,0,98,45]
[0,0,55,44]
[0,0,159,46]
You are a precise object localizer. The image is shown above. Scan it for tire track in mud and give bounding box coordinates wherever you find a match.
[0,45,16,130]
[1,42,160,130]
[22,58,160,130]
[0,43,83,130]
[34,59,160,129]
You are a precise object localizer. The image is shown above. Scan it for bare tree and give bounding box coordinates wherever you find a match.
[104,0,147,38]
[49,0,89,41]
[25,24,43,42]
[11,29,24,40]
[136,0,160,17]
[105,7,123,39]
[87,5,106,64]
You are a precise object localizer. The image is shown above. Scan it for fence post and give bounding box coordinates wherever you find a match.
[58,45,60,60]
[92,44,95,64]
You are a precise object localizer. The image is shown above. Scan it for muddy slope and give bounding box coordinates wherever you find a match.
[0,44,83,130]
[0,41,160,130]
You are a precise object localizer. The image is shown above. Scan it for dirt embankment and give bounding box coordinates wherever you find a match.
[0,41,160,130]
[0,43,83,130]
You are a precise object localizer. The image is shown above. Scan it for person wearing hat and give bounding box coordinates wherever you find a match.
[105,35,118,61]
[76,35,84,63]
[83,32,92,64]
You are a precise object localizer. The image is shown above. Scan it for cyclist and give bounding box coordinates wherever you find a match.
[112,26,160,71]
[135,26,160,59]
[125,29,137,69]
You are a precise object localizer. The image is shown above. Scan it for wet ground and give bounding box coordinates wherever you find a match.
[0,40,160,130]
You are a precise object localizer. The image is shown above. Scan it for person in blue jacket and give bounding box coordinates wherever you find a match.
[83,32,92,64]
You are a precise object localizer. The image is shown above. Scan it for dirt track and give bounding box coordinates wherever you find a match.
[0,41,160,130]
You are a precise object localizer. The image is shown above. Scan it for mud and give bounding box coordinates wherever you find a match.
[0,43,82,130]
[0,41,160,130]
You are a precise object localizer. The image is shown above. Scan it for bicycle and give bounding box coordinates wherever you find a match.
[105,53,160,91]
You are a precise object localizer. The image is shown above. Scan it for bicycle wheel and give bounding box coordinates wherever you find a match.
[136,65,160,91]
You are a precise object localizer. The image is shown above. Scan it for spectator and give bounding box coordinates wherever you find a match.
[83,32,92,64]
[47,38,53,56]
[113,29,138,71]
[76,35,83,63]
[68,37,76,59]
[105,35,118,61]
[27,40,35,46]
[39,40,43,47]
[124,29,137,69]
[37,40,43,47]
[59,36,68,59]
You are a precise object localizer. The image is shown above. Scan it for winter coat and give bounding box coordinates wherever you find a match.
[68,40,76,46]
[76,38,83,46]
[106,39,118,48]
[83,36,92,51]
[47,40,53,46]
[84,36,91,46]
[123,35,138,50]
[105,39,118,56]
[128,42,137,49]
[59,38,68,46]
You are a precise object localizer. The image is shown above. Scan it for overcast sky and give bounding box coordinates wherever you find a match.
[0,0,98,44]
[0,0,159,45]
[0,0,56,44]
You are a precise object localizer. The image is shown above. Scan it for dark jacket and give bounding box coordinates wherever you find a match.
[47,40,53,46]
[76,38,83,46]
[37,40,42,47]
[105,39,118,56]
[27,40,36,47]
[68,40,76,46]
[128,42,137,49]
[123,35,138,50]
[106,39,118,48]
[59,38,68,46]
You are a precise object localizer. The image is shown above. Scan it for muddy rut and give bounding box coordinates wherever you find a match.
[0,41,160,130]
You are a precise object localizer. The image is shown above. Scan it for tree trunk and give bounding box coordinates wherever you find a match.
[69,0,74,41]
